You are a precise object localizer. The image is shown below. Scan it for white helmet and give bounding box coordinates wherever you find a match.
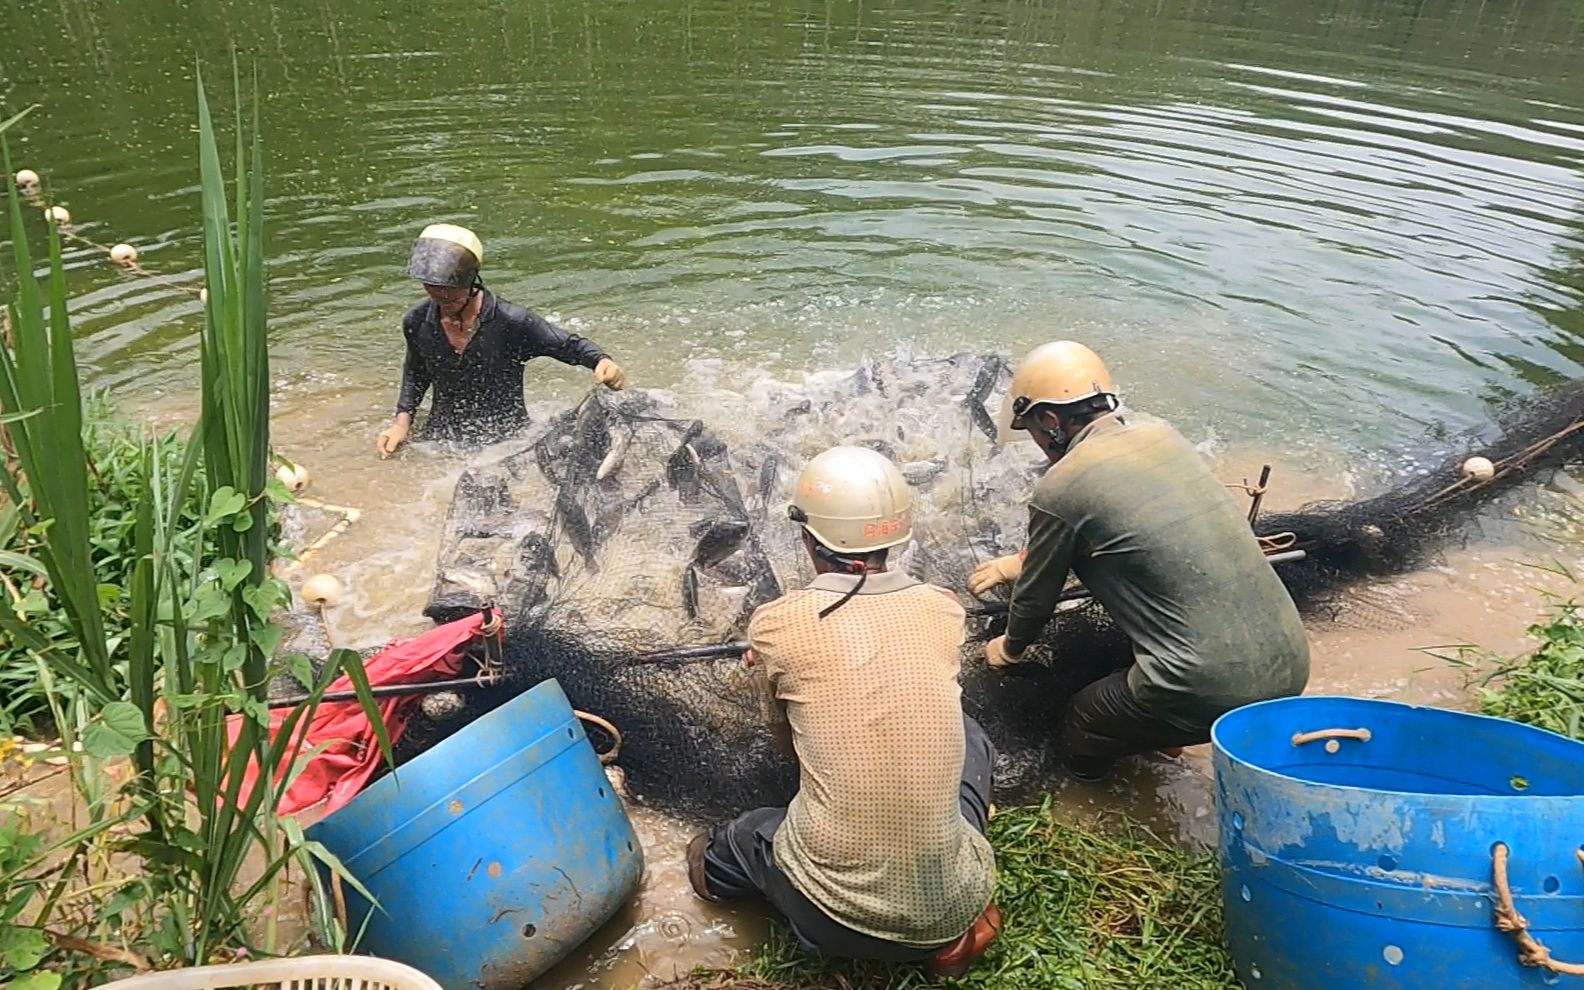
[789,445,913,554]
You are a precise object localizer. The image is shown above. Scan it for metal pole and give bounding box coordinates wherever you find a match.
[629,641,749,666]
[267,675,503,710]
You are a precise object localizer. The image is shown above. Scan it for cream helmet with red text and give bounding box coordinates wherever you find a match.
[787,445,914,554]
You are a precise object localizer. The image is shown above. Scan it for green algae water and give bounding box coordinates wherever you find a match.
[3,0,1583,464]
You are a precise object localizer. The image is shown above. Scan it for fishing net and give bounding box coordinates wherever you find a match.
[394,357,1584,823]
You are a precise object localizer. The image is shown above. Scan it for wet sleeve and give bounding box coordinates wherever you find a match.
[507,308,609,369]
[748,610,794,745]
[395,318,432,415]
[1005,504,1080,655]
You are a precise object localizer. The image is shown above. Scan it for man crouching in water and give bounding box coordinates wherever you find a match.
[375,223,624,455]
[971,341,1310,781]
[688,445,1001,977]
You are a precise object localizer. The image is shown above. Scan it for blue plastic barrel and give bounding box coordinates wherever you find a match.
[305,678,643,990]
[1213,696,1584,989]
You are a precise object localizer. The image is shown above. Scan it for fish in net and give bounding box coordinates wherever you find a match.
[393,355,1584,822]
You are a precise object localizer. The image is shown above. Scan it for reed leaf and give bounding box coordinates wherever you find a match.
[2,66,389,974]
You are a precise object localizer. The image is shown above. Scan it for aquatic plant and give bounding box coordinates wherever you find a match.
[0,73,382,987]
[668,803,1237,990]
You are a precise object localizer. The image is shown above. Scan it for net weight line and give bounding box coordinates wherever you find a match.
[622,548,1309,665]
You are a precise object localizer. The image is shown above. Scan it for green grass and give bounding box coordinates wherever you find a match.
[1467,596,1584,741]
[667,802,1237,990]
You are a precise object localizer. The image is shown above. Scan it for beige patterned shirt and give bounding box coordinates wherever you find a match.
[748,570,996,946]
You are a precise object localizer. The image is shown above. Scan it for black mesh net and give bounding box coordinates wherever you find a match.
[391,357,1584,823]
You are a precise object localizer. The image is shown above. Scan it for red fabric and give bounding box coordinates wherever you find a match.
[226,610,499,817]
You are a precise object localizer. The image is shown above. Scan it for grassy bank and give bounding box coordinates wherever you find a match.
[1,405,207,734]
[2,84,382,989]
[667,802,1237,990]
[1449,589,1584,742]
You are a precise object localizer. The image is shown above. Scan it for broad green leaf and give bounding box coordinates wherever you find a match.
[220,643,248,672]
[242,581,284,618]
[188,583,231,623]
[12,970,62,990]
[100,879,148,922]
[250,623,282,656]
[216,558,252,591]
[114,837,205,873]
[205,486,245,525]
[81,700,150,758]
[286,652,314,686]
[0,924,49,969]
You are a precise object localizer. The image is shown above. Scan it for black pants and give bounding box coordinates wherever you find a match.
[1059,668,1207,778]
[700,715,995,961]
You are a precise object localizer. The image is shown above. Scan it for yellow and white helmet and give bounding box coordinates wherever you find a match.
[406,223,483,287]
[997,340,1117,443]
[788,445,913,554]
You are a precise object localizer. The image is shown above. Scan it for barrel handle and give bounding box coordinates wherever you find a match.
[574,709,624,765]
[1290,727,1372,747]
[1491,842,1584,976]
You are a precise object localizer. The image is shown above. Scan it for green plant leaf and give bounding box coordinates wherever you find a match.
[0,923,49,969]
[0,105,37,137]
[241,581,284,619]
[250,623,282,657]
[216,558,252,591]
[220,643,248,672]
[189,583,231,623]
[11,970,62,990]
[0,551,47,579]
[81,700,150,759]
[206,486,245,525]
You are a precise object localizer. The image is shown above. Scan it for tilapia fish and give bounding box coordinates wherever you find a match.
[689,516,751,569]
[554,488,599,573]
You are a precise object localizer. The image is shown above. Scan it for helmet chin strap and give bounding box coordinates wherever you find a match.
[813,541,870,619]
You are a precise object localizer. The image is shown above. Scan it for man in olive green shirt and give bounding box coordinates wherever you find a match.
[975,342,1310,781]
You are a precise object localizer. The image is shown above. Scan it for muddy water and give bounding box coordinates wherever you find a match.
[531,543,1584,990]
[243,387,1582,988]
[19,382,1584,987]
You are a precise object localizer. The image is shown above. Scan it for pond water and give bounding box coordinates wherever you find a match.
[4,0,1583,459]
[6,0,1584,986]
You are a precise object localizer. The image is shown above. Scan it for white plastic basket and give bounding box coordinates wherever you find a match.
[93,955,444,990]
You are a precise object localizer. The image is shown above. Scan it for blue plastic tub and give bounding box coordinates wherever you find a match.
[1213,696,1584,989]
[305,678,643,990]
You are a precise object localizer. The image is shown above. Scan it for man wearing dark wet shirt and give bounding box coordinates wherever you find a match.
[375,223,624,454]
[974,341,1310,781]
